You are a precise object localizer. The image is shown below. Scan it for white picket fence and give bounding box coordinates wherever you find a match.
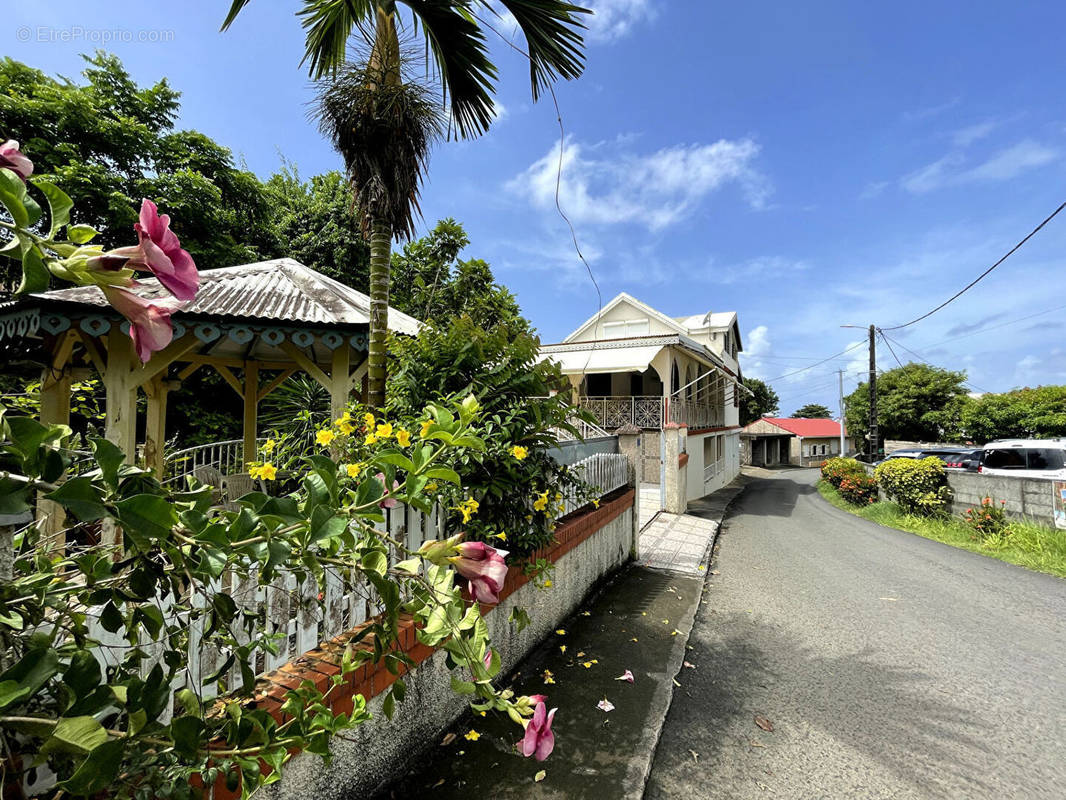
[78,451,630,700]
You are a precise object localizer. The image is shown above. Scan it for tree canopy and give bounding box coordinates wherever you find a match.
[791,403,833,419]
[741,377,780,426]
[845,362,969,442]
[390,218,527,333]
[956,386,1066,443]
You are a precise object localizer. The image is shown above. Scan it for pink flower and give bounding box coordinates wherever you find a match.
[519,701,556,761]
[0,140,32,181]
[102,286,178,363]
[376,473,399,509]
[449,540,508,604]
[526,694,548,705]
[111,199,198,301]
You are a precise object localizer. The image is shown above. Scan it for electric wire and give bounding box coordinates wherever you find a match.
[882,200,1066,331]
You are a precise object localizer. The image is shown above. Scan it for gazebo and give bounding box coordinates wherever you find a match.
[0,257,420,480]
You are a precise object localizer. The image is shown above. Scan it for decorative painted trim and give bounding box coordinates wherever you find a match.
[291,330,314,348]
[79,315,111,337]
[193,323,221,343]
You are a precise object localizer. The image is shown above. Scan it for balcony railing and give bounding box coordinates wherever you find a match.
[667,398,726,429]
[579,395,727,430]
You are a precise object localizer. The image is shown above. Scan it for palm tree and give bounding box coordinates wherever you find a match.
[223,1,590,408]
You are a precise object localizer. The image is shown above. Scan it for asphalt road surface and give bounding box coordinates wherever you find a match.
[645,468,1066,799]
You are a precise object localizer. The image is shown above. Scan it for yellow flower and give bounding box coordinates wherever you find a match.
[511,445,528,460]
[376,422,393,439]
[420,419,433,438]
[555,629,566,636]
[425,481,439,492]
[249,463,277,481]
[457,498,480,524]
[543,670,555,684]
[334,411,352,427]
[262,438,276,454]
[336,419,355,435]
[464,730,481,741]
[395,428,411,447]
[592,498,600,509]
[533,491,549,512]
[363,411,375,426]
[345,463,364,478]
[543,579,552,588]
[364,432,379,445]
[582,661,593,669]
[559,645,566,654]
[315,429,336,447]
[494,532,507,542]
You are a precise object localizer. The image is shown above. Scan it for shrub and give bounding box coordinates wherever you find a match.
[821,457,866,488]
[874,456,952,515]
[386,316,594,557]
[838,472,878,505]
[964,496,1010,540]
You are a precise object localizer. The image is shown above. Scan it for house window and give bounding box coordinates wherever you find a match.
[603,319,650,338]
[802,444,810,457]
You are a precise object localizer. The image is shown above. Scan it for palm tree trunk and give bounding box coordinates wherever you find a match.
[367,215,392,409]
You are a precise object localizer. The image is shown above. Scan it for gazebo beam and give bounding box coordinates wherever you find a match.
[243,362,259,468]
[278,342,330,389]
[103,328,137,462]
[131,333,201,388]
[257,367,298,403]
[329,347,351,423]
[212,365,245,399]
[37,330,77,552]
[143,376,179,479]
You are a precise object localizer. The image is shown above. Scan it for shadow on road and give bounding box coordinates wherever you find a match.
[725,475,817,519]
[648,610,995,799]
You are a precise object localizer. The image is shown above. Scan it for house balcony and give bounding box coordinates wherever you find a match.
[578,396,727,431]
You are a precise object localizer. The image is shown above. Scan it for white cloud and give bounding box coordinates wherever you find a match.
[710,255,809,285]
[901,139,1058,194]
[584,0,656,42]
[507,135,769,230]
[951,119,998,147]
[739,325,771,379]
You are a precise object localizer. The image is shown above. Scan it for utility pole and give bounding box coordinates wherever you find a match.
[868,324,878,461]
[838,368,846,456]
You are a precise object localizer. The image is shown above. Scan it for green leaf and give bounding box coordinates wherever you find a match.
[0,168,29,227]
[382,691,395,720]
[63,651,102,697]
[46,477,107,522]
[377,452,416,473]
[5,415,67,459]
[67,224,99,244]
[424,466,461,485]
[362,550,387,576]
[113,494,179,549]
[170,716,204,759]
[17,244,49,294]
[59,739,124,795]
[393,558,420,574]
[35,180,73,238]
[90,437,126,489]
[450,676,476,695]
[0,476,31,516]
[0,644,59,711]
[43,715,109,755]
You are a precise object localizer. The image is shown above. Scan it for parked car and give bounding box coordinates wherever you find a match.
[876,447,977,469]
[978,439,1066,480]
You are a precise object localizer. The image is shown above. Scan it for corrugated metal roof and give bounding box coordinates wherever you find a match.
[757,417,844,437]
[32,258,421,334]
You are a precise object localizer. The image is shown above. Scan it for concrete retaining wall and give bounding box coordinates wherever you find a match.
[258,496,636,800]
[944,471,1058,523]
[862,463,1059,526]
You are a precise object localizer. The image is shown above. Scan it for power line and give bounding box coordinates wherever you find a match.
[879,330,905,369]
[882,200,1066,331]
[765,341,866,382]
[897,301,1066,353]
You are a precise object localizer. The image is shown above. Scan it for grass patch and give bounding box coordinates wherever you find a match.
[816,480,1066,579]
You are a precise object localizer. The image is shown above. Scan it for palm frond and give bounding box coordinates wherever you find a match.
[299,0,377,78]
[485,0,588,100]
[402,0,498,138]
[315,60,446,238]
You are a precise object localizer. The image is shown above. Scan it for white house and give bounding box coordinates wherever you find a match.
[539,293,748,500]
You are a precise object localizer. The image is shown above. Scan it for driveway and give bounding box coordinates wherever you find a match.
[645,468,1066,799]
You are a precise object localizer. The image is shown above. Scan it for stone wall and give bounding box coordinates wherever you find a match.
[234,489,637,800]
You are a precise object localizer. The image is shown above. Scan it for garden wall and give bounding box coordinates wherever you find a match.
[862,463,1060,528]
[943,471,1059,526]
[220,487,636,800]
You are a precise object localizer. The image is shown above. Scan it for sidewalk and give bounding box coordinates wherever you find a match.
[371,478,748,800]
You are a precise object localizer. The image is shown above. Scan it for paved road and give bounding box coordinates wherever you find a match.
[645,468,1066,800]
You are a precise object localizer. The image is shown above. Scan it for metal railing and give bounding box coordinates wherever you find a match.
[668,398,725,429]
[163,438,263,485]
[579,395,665,429]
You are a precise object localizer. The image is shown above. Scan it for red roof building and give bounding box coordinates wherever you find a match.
[740,417,852,468]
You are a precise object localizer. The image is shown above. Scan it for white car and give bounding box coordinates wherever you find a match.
[978,439,1066,480]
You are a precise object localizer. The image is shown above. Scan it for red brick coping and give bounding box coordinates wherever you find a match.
[686,424,742,436]
[205,486,634,798]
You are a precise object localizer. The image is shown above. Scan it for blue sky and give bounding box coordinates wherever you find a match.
[8,1,1066,416]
